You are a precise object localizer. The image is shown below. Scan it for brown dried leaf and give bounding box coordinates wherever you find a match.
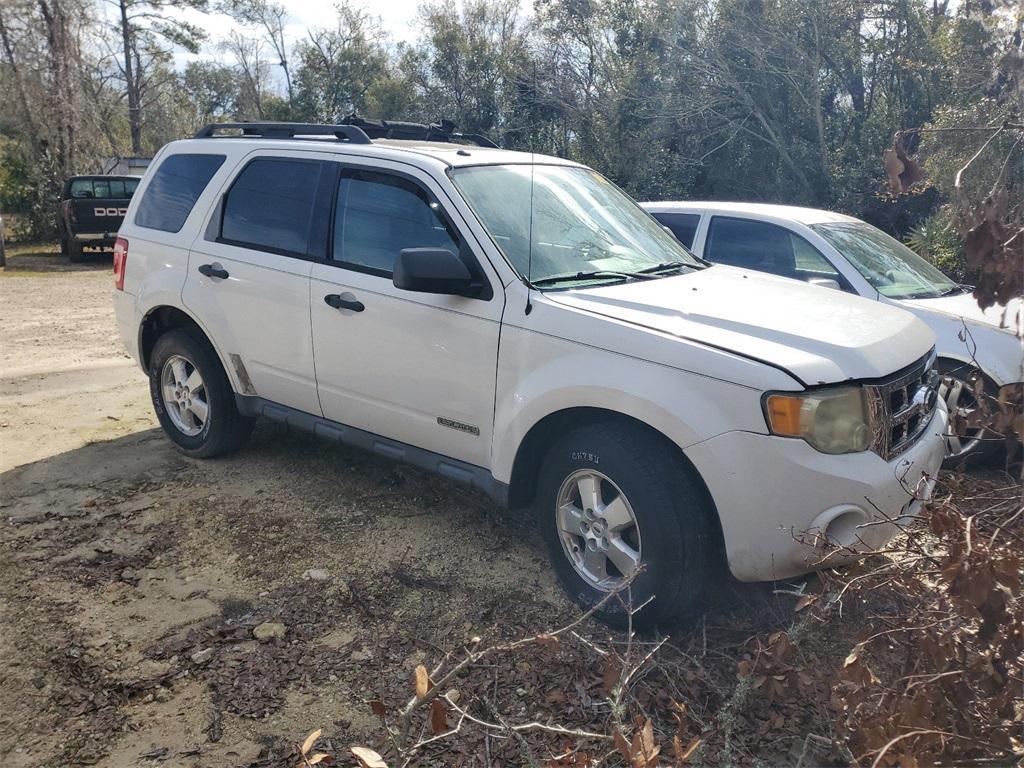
[614,729,633,761]
[307,754,333,766]
[369,700,387,718]
[414,664,429,698]
[600,655,621,696]
[536,633,560,648]
[674,735,702,763]
[631,718,659,767]
[301,729,322,756]
[350,746,388,768]
[429,698,448,735]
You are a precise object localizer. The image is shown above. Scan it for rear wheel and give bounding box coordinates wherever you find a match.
[536,421,719,627]
[149,330,254,458]
[67,240,84,263]
[937,359,1000,469]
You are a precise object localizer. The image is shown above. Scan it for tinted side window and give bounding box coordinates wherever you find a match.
[652,212,700,248]
[704,217,798,276]
[135,154,225,233]
[69,179,94,199]
[333,169,460,275]
[220,158,325,257]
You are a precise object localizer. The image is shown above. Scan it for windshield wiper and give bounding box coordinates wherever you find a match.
[637,261,692,275]
[530,270,658,287]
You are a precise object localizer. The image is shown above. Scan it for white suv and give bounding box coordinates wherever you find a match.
[112,121,947,625]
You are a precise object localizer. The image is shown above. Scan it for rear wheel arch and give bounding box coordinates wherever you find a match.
[139,306,237,393]
[507,407,724,542]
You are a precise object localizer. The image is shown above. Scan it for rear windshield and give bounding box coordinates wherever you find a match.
[134,154,226,233]
[69,178,139,199]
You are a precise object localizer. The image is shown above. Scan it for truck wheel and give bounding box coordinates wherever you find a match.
[536,421,719,627]
[938,359,1000,469]
[59,237,68,257]
[68,240,85,263]
[148,330,254,458]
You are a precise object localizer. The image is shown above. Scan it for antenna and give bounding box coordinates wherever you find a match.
[525,62,538,316]
[525,151,536,315]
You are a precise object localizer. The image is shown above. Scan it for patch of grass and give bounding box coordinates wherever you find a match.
[2,240,110,274]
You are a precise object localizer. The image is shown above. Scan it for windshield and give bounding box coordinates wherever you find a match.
[450,164,701,287]
[812,222,959,299]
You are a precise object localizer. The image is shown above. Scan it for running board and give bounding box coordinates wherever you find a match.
[234,395,509,505]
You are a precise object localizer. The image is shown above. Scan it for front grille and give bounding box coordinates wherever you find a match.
[865,349,940,460]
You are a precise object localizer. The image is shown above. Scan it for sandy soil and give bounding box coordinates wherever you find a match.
[0,247,572,767]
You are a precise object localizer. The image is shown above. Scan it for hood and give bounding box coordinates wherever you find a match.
[901,292,1023,334]
[547,265,935,386]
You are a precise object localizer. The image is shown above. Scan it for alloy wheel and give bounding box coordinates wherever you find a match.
[160,354,209,437]
[939,373,986,459]
[555,469,642,591]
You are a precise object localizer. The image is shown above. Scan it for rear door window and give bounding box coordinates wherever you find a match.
[220,157,327,257]
[332,168,461,276]
[135,154,226,233]
[705,216,843,283]
[69,179,95,198]
[652,212,700,248]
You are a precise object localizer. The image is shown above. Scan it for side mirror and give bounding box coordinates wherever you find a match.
[807,277,842,291]
[393,247,481,298]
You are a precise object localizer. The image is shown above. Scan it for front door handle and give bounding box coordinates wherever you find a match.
[198,263,229,280]
[324,294,364,312]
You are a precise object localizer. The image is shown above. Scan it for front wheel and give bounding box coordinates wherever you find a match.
[937,359,1000,469]
[149,330,254,458]
[536,422,720,627]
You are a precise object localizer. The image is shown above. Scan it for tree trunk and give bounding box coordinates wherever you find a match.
[120,0,142,154]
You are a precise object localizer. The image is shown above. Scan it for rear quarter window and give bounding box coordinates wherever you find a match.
[135,154,226,233]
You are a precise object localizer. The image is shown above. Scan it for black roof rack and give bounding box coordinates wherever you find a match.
[338,115,499,149]
[193,122,372,143]
[191,118,499,149]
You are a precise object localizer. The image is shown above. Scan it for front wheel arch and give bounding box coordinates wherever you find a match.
[507,408,724,544]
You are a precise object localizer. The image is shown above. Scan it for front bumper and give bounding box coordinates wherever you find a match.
[685,401,948,582]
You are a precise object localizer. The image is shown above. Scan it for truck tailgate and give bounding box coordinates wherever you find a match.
[69,198,131,234]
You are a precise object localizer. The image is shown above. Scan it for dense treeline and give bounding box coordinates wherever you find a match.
[1,0,1020,260]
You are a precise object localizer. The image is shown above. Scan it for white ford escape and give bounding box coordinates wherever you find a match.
[112,121,947,625]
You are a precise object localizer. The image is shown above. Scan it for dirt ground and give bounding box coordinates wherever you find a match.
[2,245,1017,768]
[1,245,584,767]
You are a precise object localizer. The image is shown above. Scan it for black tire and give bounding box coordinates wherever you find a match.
[937,358,1001,470]
[59,237,68,257]
[67,240,84,263]
[148,330,254,458]
[535,421,720,628]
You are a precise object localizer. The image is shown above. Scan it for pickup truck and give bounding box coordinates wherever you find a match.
[57,175,139,262]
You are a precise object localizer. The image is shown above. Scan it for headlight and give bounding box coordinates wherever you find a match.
[764,386,871,454]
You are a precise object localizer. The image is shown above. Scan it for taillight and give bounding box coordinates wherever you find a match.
[113,237,128,291]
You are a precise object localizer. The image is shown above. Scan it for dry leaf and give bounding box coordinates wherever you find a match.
[414,664,429,698]
[600,655,621,696]
[429,698,448,734]
[301,729,322,756]
[307,753,333,765]
[350,746,388,768]
[369,700,387,718]
[536,633,561,648]
[614,729,633,762]
[674,735,701,763]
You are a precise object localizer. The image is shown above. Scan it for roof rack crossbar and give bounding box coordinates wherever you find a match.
[193,122,372,144]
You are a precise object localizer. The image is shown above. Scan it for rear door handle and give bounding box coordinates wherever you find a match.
[198,263,229,280]
[324,294,364,312]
